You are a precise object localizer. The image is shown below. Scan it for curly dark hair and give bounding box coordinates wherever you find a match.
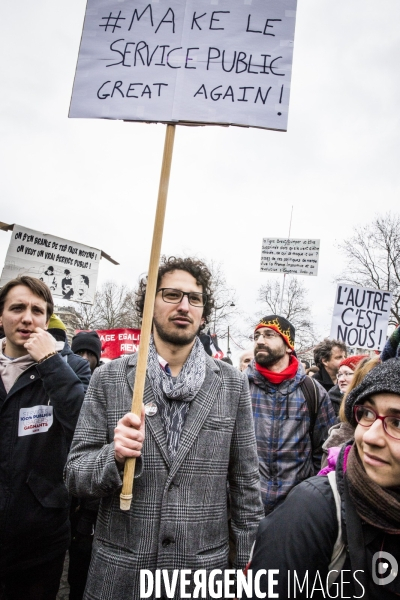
[135,256,215,331]
[313,338,347,369]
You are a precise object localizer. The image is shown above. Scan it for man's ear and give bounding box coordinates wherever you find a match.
[286,346,293,355]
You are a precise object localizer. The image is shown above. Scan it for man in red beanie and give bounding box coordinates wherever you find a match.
[246,315,336,514]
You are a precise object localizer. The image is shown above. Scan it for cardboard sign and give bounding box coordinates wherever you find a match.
[0,225,101,305]
[97,328,141,359]
[330,284,392,351]
[70,0,298,131]
[260,238,320,276]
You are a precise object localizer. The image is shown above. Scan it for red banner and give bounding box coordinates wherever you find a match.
[96,328,141,360]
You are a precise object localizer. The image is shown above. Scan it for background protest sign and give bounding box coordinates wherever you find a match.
[330,284,392,351]
[0,225,101,305]
[96,328,141,359]
[70,0,297,131]
[260,238,320,275]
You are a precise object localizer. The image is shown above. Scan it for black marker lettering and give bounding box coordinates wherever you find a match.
[154,83,168,96]
[107,39,125,68]
[122,42,136,67]
[167,47,182,68]
[223,86,234,101]
[155,8,175,34]
[207,47,221,70]
[155,45,169,66]
[111,81,124,98]
[191,12,206,30]
[126,83,142,98]
[221,50,236,73]
[141,85,152,98]
[270,56,284,76]
[134,41,149,66]
[246,14,262,34]
[128,4,154,30]
[236,52,248,73]
[341,308,354,327]
[97,81,111,99]
[194,84,207,99]
[263,19,282,36]
[238,86,254,102]
[247,54,258,74]
[209,11,230,30]
[254,87,271,104]
[185,47,199,69]
[260,54,272,75]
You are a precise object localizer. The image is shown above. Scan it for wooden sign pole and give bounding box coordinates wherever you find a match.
[120,124,176,510]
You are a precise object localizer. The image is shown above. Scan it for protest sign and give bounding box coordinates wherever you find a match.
[260,238,320,275]
[97,328,141,360]
[0,225,101,305]
[330,284,392,351]
[70,0,298,131]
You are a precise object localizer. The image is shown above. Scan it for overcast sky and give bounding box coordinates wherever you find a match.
[1,0,399,359]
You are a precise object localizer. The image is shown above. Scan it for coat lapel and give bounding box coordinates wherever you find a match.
[126,354,171,468]
[167,356,220,481]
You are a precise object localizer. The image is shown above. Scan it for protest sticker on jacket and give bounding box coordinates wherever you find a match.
[0,225,101,305]
[97,328,141,359]
[18,406,54,437]
[69,0,298,131]
[260,238,320,275]
[330,284,392,351]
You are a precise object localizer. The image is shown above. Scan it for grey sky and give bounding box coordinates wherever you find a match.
[1,0,399,358]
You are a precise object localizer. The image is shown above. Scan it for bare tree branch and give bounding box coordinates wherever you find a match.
[337,212,400,326]
[75,281,141,330]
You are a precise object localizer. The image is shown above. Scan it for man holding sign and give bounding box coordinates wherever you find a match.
[66,256,263,599]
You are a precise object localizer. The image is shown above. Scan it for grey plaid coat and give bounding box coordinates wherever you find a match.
[65,353,263,600]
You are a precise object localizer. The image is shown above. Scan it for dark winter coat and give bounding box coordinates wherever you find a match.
[328,383,343,417]
[312,363,335,391]
[0,343,91,574]
[249,444,400,599]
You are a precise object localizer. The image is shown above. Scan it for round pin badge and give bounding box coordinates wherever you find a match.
[145,402,158,417]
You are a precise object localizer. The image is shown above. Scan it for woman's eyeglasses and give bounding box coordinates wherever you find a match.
[337,371,354,380]
[354,405,400,441]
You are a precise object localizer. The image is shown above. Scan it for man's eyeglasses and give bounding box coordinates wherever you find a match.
[157,288,207,307]
[337,371,354,380]
[254,331,280,342]
[354,405,400,441]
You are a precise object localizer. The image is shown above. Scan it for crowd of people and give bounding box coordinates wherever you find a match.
[0,259,399,600]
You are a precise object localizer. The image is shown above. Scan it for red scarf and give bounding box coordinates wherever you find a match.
[255,355,299,385]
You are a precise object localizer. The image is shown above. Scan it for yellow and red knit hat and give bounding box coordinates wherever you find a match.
[254,315,295,351]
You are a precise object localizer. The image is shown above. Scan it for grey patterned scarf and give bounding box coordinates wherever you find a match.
[147,335,206,459]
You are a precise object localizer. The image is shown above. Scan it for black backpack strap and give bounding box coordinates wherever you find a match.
[300,375,320,442]
[343,478,370,599]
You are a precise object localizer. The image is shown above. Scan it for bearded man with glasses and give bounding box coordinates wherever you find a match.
[245,315,336,515]
[65,256,263,600]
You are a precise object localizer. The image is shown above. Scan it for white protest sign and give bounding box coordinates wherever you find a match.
[69,0,298,131]
[0,225,101,305]
[330,284,392,351]
[260,238,320,276]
